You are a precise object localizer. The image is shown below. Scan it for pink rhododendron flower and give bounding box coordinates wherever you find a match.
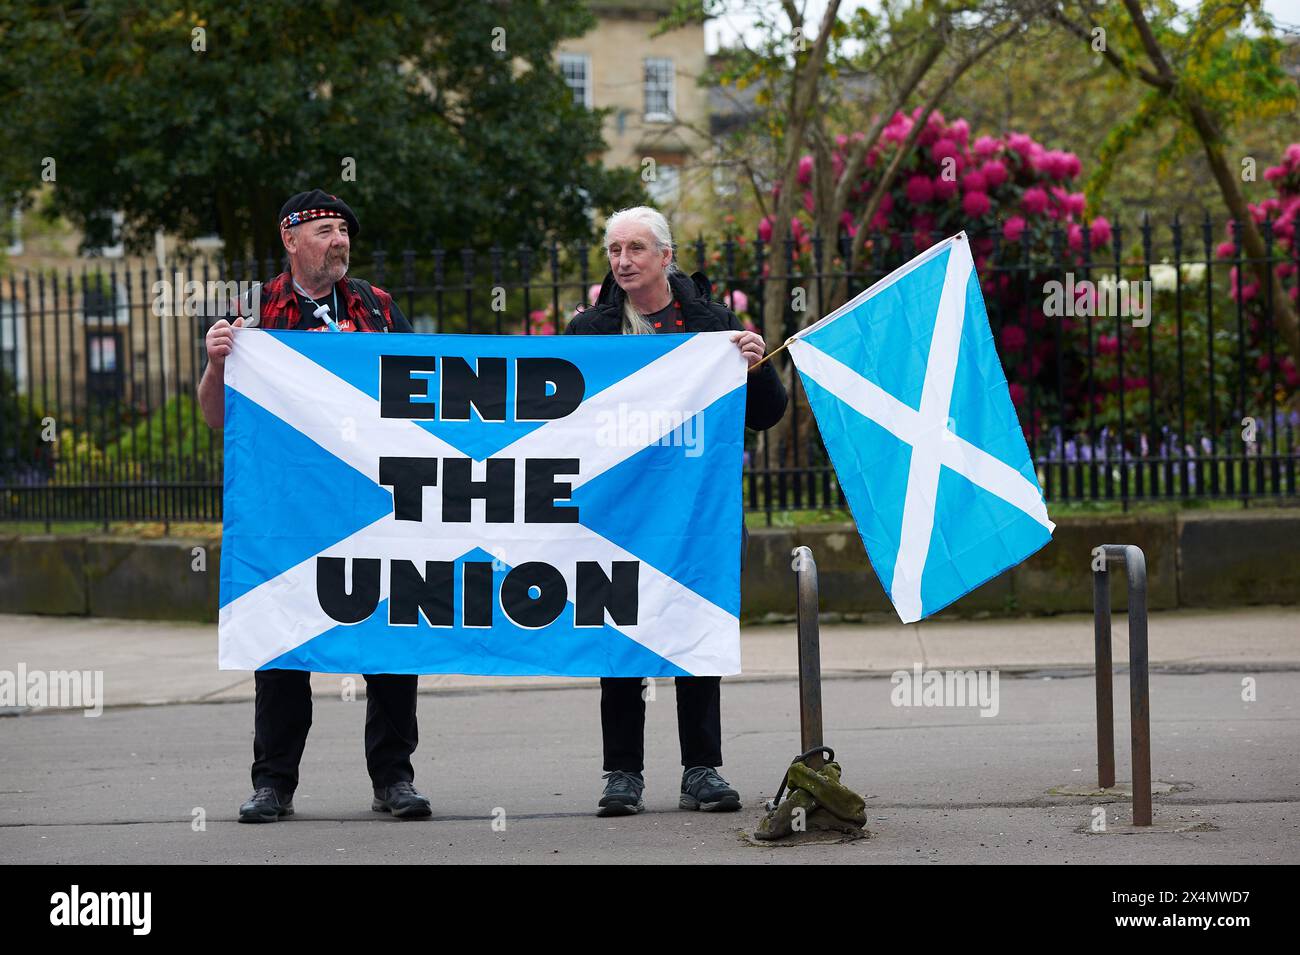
[1007,132,1035,159]
[1021,187,1049,215]
[930,138,959,163]
[973,135,1000,159]
[963,190,991,216]
[980,159,1008,188]
[905,175,934,204]
[1001,323,1027,350]
[932,175,959,201]
[1003,216,1027,242]
[797,155,813,185]
[1089,216,1112,247]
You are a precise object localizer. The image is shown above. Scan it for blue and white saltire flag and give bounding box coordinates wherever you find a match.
[788,232,1054,623]
[218,328,748,675]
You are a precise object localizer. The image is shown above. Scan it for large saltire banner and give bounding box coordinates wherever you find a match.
[218,329,748,676]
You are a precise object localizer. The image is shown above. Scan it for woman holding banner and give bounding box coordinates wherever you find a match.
[566,206,787,816]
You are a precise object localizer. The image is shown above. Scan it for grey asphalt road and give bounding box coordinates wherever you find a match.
[1,667,1295,864]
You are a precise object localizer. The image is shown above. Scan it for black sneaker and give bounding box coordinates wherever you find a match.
[238,786,293,823]
[372,781,432,819]
[680,766,741,812]
[597,770,645,817]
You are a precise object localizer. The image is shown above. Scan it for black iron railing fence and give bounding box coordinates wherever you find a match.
[1,215,1296,528]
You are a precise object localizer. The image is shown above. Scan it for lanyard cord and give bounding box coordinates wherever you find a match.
[293,279,341,331]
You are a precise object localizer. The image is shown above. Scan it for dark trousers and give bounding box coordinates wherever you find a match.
[600,675,722,772]
[251,669,419,795]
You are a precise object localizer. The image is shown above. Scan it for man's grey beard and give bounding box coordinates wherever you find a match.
[306,253,349,288]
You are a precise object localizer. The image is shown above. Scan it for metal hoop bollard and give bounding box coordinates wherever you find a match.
[1092,543,1152,827]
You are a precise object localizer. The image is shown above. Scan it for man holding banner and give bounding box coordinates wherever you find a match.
[199,190,432,823]
[568,207,788,816]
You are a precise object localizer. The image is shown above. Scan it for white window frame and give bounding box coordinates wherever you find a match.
[79,279,131,327]
[558,53,592,109]
[712,164,739,198]
[89,209,125,259]
[6,204,22,256]
[646,163,681,205]
[643,57,675,123]
[0,299,27,395]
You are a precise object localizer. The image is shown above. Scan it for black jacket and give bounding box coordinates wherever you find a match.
[566,269,788,572]
[565,269,788,432]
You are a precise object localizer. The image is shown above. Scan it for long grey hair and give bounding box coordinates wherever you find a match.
[604,206,682,335]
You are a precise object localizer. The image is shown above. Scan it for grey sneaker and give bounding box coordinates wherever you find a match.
[597,770,646,817]
[238,786,293,823]
[680,766,741,812]
[372,781,432,819]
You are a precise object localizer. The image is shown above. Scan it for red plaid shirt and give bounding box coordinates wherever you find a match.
[255,272,395,332]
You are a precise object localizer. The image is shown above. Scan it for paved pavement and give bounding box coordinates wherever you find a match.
[0,607,1296,863]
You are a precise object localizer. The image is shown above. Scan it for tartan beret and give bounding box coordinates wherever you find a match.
[278,189,360,238]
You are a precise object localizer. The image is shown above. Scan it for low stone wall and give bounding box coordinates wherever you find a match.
[1,509,1297,624]
[0,535,220,622]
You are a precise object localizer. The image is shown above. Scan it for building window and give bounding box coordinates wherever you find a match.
[5,204,22,256]
[644,58,675,122]
[86,330,124,400]
[81,281,130,326]
[559,53,592,108]
[712,164,739,198]
[646,163,681,205]
[0,299,26,395]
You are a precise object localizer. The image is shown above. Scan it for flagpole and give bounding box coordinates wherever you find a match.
[750,336,797,371]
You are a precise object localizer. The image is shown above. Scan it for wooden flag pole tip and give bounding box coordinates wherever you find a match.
[751,336,797,371]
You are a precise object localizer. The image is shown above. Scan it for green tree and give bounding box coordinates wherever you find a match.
[1048,0,1300,359]
[0,0,643,262]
